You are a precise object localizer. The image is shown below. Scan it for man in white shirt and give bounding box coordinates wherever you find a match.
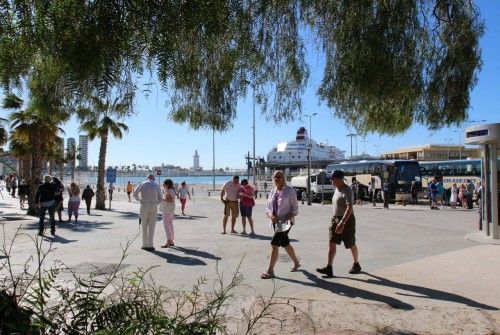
[133,174,163,251]
[220,175,241,234]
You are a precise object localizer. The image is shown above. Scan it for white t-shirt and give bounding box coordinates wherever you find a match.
[178,187,189,199]
[222,180,240,201]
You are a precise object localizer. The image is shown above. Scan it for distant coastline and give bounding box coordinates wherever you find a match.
[71,173,237,187]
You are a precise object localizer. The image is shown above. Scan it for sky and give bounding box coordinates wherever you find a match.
[4,0,500,170]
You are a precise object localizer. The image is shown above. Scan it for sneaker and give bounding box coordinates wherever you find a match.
[316,265,333,278]
[349,262,362,274]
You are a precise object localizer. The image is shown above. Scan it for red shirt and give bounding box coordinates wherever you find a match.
[239,185,255,207]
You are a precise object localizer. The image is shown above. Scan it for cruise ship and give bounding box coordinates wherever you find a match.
[267,127,345,164]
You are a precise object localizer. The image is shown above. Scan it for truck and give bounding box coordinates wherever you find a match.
[290,171,335,202]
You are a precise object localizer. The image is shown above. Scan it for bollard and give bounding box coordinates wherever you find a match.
[208,191,210,196]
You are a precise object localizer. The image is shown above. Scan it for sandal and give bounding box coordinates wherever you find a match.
[161,243,169,248]
[290,263,301,272]
[260,271,275,279]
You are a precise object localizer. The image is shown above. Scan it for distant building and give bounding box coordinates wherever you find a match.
[67,137,76,167]
[58,137,65,155]
[382,144,480,161]
[193,150,201,171]
[78,135,89,169]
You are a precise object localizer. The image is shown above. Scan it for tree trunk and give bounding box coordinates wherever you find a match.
[95,133,108,210]
[59,162,64,182]
[27,142,42,216]
[71,160,75,183]
[21,157,31,181]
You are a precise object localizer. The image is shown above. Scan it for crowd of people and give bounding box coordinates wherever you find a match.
[427,178,481,210]
[4,169,483,279]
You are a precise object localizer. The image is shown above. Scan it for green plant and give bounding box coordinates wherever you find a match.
[0,224,312,334]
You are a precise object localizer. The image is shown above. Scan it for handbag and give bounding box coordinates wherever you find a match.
[159,201,175,214]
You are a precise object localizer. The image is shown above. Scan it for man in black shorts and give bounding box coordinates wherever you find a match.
[317,170,361,278]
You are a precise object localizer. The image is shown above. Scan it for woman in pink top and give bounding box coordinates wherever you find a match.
[261,170,300,279]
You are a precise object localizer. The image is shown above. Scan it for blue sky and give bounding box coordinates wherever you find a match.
[5,1,500,170]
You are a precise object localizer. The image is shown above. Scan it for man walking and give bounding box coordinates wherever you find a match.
[317,170,361,278]
[220,175,241,234]
[35,175,58,236]
[82,185,95,215]
[466,179,475,209]
[133,174,162,251]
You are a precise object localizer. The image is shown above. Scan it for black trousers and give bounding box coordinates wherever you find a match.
[85,199,92,214]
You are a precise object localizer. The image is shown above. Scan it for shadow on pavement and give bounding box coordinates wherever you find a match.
[231,233,298,242]
[23,220,113,233]
[279,270,414,310]
[169,246,221,260]
[151,250,207,266]
[42,234,78,244]
[174,215,208,221]
[380,207,425,212]
[339,272,499,311]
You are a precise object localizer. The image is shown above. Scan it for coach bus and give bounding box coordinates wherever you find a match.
[419,159,482,189]
[325,160,421,203]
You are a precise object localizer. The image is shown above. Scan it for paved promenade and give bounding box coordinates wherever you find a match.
[1,188,499,334]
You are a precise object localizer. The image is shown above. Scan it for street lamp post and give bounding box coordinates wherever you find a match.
[360,137,369,155]
[453,130,462,159]
[304,113,317,206]
[347,133,356,160]
[306,143,312,205]
[444,138,452,160]
[252,87,256,187]
[374,144,381,158]
[212,127,215,191]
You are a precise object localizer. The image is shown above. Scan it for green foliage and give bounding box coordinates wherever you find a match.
[0,0,484,134]
[77,93,132,209]
[0,226,299,335]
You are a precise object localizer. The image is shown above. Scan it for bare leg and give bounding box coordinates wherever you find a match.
[241,217,246,231]
[248,217,255,233]
[231,215,237,231]
[284,245,299,266]
[267,246,279,273]
[328,242,337,266]
[222,215,229,233]
[350,244,359,263]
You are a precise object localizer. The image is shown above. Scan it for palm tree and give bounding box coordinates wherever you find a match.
[6,95,67,214]
[0,117,8,147]
[78,95,131,210]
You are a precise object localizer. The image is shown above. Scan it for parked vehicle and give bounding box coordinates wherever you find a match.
[291,171,334,202]
[326,160,421,203]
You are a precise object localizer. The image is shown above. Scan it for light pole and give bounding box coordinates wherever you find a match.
[444,138,452,160]
[360,137,369,155]
[347,133,356,160]
[304,113,317,206]
[453,130,462,159]
[374,144,381,158]
[212,127,215,191]
[252,87,256,187]
[306,143,312,205]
